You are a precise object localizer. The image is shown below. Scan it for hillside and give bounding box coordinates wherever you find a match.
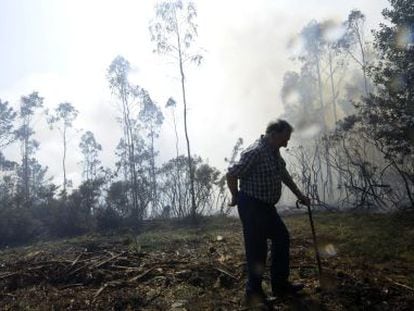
[1,212,414,310]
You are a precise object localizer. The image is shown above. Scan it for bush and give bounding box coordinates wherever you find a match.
[96,207,123,231]
[0,207,41,247]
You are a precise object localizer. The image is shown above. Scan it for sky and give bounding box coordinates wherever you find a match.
[0,0,390,188]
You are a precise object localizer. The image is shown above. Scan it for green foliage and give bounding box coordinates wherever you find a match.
[96,207,123,232]
[0,207,41,246]
[357,0,414,162]
[158,155,221,217]
[0,99,17,148]
[79,131,102,181]
[339,0,414,207]
[286,211,414,263]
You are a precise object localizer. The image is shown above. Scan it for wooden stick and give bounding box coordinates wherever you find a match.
[92,284,108,302]
[385,277,414,292]
[0,272,18,280]
[128,268,155,283]
[71,253,83,267]
[94,252,124,269]
[215,267,237,280]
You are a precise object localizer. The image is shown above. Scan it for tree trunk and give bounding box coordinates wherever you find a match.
[63,125,67,196]
[176,22,197,221]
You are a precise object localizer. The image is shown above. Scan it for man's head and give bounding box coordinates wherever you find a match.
[265,119,293,149]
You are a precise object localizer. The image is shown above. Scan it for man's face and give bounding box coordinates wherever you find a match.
[270,130,291,148]
[280,130,291,148]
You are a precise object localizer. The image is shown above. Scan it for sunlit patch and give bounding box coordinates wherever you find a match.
[321,20,346,43]
[320,243,337,257]
[396,25,414,49]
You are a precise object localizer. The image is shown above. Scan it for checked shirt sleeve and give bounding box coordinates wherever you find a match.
[227,148,260,178]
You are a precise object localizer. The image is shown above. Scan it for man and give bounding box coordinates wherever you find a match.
[227,119,310,307]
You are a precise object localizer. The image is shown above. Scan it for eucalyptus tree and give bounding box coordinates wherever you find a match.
[341,10,371,96]
[107,56,140,219]
[298,21,327,130]
[351,0,414,207]
[158,155,219,217]
[16,92,43,205]
[296,21,338,202]
[107,55,153,221]
[149,0,203,219]
[139,90,164,211]
[165,97,179,159]
[47,102,79,196]
[0,99,17,149]
[79,131,102,182]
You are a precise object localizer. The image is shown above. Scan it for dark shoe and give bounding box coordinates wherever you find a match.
[272,282,304,296]
[245,290,272,310]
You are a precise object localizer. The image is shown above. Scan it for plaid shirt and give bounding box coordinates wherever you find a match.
[228,135,300,205]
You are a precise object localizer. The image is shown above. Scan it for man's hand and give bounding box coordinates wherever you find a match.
[228,195,238,207]
[297,194,311,207]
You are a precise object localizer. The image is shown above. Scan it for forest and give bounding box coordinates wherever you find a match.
[0,0,413,309]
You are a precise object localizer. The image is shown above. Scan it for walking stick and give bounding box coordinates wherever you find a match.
[296,200,323,280]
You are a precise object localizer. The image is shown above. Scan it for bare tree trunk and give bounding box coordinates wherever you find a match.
[328,50,338,124]
[149,123,158,213]
[121,85,140,222]
[23,126,29,205]
[316,56,334,202]
[356,30,369,96]
[63,125,67,196]
[176,23,197,221]
[171,109,183,215]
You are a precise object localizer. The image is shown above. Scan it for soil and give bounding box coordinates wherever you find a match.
[0,219,413,310]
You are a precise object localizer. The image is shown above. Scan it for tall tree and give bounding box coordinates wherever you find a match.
[107,55,151,222]
[139,90,164,212]
[297,21,336,201]
[341,10,371,96]
[149,0,203,219]
[165,97,180,159]
[299,21,327,130]
[352,0,414,206]
[16,92,43,206]
[47,102,79,196]
[0,99,17,149]
[79,131,102,182]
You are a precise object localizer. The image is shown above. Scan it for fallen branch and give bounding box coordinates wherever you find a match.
[70,253,83,267]
[215,267,237,280]
[0,272,18,280]
[128,268,155,283]
[58,283,84,289]
[385,277,414,292]
[94,252,125,269]
[92,284,108,302]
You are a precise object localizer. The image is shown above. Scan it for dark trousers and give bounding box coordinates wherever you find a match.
[237,192,290,294]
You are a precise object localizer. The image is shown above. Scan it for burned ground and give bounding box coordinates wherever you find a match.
[1,213,413,310]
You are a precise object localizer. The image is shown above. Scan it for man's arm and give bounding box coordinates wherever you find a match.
[281,163,311,206]
[226,173,239,206]
[226,147,260,206]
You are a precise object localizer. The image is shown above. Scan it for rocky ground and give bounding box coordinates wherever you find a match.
[1,213,413,310]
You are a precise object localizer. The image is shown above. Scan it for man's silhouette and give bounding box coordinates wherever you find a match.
[227,119,310,307]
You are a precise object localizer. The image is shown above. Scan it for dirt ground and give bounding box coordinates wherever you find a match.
[1,215,413,310]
